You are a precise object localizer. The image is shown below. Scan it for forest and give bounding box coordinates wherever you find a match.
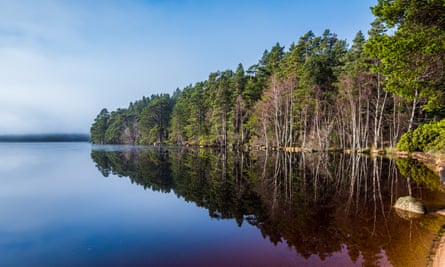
[90,0,445,153]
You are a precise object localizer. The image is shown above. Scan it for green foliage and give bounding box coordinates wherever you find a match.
[139,94,173,144]
[367,0,445,116]
[396,158,443,192]
[89,95,173,145]
[397,119,445,152]
[396,131,415,152]
[104,109,125,144]
[90,108,109,144]
[91,1,444,151]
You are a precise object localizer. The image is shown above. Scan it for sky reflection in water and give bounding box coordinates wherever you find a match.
[0,143,443,266]
[0,143,299,266]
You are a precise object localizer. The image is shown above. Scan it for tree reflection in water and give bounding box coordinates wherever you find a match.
[91,146,445,267]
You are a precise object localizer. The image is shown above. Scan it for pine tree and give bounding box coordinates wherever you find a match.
[90,108,110,144]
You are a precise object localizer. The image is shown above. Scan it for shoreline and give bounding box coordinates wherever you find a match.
[395,151,445,177]
[407,152,445,267]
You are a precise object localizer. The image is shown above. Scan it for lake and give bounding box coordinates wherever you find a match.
[1,142,444,266]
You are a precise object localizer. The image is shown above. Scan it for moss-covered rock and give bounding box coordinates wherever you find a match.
[394,196,426,214]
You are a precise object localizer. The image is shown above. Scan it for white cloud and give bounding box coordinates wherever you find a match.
[0,0,375,134]
[0,46,93,133]
[0,1,159,133]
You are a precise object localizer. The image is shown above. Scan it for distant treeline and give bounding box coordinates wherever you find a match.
[0,134,90,142]
[90,0,445,152]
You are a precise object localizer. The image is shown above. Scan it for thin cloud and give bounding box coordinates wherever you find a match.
[0,0,375,134]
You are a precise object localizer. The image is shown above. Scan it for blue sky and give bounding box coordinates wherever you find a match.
[0,0,376,134]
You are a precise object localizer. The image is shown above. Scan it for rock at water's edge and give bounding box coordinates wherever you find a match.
[394,196,426,214]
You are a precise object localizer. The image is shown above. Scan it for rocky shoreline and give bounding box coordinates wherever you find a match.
[428,225,445,267]
[397,151,445,267]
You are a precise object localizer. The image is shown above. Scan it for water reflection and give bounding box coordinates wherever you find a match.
[91,146,445,267]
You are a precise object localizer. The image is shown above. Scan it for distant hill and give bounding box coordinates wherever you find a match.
[0,133,90,142]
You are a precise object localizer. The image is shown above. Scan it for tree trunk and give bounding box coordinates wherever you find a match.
[408,89,418,131]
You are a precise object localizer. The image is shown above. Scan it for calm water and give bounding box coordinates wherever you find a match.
[1,143,445,267]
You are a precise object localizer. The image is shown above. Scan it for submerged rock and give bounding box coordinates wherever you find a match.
[395,208,424,220]
[394,196,426,214]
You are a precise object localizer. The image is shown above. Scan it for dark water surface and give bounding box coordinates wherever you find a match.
[1,143,445,266]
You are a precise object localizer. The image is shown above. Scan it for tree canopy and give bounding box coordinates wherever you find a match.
[91,1,444,152]
[366,0,445,120]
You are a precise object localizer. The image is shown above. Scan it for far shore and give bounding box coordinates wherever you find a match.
[0,133,90,142]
